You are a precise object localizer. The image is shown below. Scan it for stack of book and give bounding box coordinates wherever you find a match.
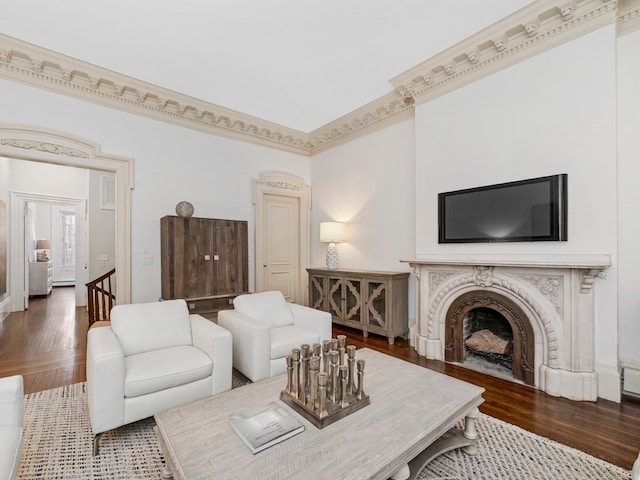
[229,402,304,454]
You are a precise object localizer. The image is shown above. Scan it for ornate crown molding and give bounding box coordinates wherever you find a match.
[0,1,631,156]
[618,0,640,35]
[307,91,415,155]
[390,0,618,107]
[0,34,310,155]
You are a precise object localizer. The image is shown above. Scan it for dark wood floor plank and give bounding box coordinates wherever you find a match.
[1,289,638,470]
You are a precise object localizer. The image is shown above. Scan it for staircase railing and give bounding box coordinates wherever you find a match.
[86,268,116,326]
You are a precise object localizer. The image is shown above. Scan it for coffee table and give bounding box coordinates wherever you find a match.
[154,348,484,480]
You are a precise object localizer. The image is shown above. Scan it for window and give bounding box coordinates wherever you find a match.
[61,212,76,267]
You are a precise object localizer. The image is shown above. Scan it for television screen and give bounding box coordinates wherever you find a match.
[438,174,567,243]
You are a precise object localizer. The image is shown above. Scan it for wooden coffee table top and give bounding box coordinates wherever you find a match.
[154,348,484,480]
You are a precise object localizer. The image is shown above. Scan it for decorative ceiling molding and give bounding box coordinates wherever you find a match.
[618,0,640,35]
[0,1,631,156]
[0,34,310,155]
[308,91,414,155]
[390,0,618,107]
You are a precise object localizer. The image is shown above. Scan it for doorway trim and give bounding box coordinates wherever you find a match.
[253,172,310,305]
[0,124,134,309]
[11,192,86,309]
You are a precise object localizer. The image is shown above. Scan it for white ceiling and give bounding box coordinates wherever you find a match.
[1,0,533,132]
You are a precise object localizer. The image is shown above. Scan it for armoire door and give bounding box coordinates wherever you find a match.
[161,216,215,299]
[213,219,248,295]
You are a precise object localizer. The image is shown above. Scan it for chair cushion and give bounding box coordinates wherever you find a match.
[124,345,213,398]
[0,427,22,480]
[111,299,193,356]
[270,325,321,360]
[233,291,294,327]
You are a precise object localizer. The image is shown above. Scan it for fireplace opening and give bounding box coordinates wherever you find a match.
[445,291,535,386]
[464,307,514,379]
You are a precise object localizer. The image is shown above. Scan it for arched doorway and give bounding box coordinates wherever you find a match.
[0,124,133,310]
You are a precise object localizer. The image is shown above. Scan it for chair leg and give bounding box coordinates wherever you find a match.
[93,432,104,456]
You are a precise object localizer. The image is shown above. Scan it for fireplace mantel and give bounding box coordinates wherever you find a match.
[401,253,611,270]
[401,253,612,401]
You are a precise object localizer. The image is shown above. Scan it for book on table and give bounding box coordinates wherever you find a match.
[229,402,304,454]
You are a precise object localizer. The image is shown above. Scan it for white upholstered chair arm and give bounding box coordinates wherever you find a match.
[217,309,271,382]
[190,314,233,395]
[86,326,126,434]
[288,303,332,340]
[0,375,23,428]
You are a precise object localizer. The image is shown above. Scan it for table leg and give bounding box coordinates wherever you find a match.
[405,407,481,480]
[462,407,480,456]
[161,465,173,479]
[389,464,410,479]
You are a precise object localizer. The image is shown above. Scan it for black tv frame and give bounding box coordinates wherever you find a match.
[438,174,568,243]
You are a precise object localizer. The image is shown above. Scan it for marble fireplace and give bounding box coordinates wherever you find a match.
[403,254,611,401]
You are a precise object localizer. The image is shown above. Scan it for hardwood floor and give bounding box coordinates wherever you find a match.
[0,287,87,393]
[1,288,639,470]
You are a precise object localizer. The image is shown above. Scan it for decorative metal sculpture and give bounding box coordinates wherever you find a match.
[280,335,370,428]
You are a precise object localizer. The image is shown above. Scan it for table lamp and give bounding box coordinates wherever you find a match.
[320,222,346,270]
[36,239,51,261]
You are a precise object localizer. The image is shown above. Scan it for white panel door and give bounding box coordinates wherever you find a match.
[263,194,300,302]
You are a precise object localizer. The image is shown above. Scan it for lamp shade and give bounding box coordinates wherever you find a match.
[320,222,346,243]
[36,239,51,250]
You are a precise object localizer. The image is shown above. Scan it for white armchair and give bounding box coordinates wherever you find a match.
[218,291,332,382]
[0,375,24,480]
[86,299,232,454]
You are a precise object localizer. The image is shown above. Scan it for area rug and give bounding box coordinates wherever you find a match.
[19,374,631,480]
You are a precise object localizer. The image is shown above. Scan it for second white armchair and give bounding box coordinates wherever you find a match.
[218,291,332,382]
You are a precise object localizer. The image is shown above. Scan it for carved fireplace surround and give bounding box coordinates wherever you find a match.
[402,254,611,401]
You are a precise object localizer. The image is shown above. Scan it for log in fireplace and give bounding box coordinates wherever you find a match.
[444,291,535,386]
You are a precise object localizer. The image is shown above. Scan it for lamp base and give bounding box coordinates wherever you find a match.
[326,242,338,270]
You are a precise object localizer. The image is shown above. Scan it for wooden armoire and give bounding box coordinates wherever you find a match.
[160,215,249,318]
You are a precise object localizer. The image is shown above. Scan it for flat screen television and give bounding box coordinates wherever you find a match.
[438,174,567,243]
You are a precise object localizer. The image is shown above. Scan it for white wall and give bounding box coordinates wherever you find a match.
[617,27,640,373]
[10,160,88,198]
[310,118,416,323]
[88,171,116,281]
[29,202,52,248]
[0,79,311,303]
[414,26,620,400]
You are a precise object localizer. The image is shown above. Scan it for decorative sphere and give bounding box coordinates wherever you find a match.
[175,201,194,217]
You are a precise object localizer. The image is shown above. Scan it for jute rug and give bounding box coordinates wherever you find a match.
[19,374,631,480]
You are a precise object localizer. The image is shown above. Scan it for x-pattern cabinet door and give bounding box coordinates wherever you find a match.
[327,275,363,329]
[364,280,387,335]
[309,273,325,310]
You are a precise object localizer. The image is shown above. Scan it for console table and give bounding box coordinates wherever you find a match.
[307,268,409,344]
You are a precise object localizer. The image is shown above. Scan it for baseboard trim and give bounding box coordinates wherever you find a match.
[0,296,11,323]
[623,366,640,396]
[596,362,622,403]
